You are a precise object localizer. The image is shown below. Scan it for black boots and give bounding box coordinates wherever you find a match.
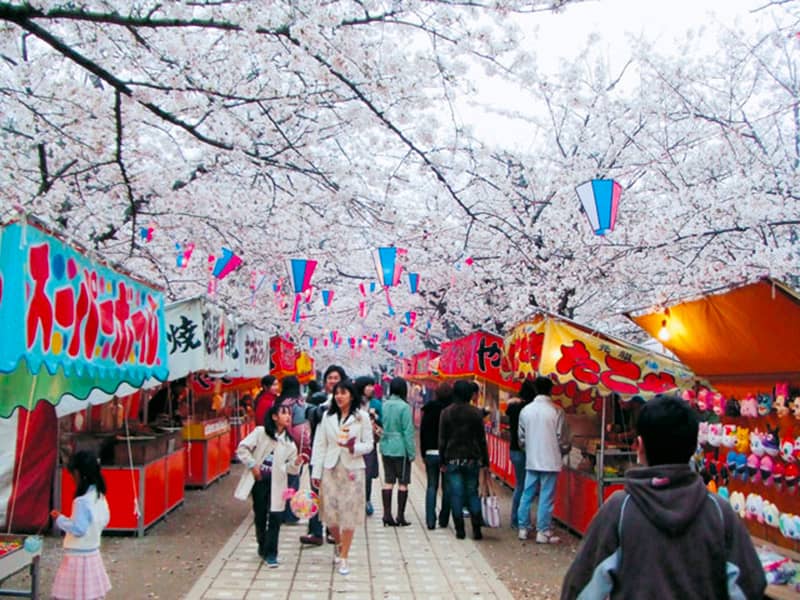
[381,489,397,526]
[471,514,483,540]
[453,515,466,539]
[396,490,411,526]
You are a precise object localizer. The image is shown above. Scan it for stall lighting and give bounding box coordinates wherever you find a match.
[657,319,671,342]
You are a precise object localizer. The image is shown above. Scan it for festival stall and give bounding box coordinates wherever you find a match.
[502,312,693,534]
[628,278,800,563]
[163,297,237,488]
[437,330,519,485]
[0,219,170,544]
[406,349,441,427]
[269,335,298,379]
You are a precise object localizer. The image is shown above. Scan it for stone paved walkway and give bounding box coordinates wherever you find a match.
[184,462,514,600]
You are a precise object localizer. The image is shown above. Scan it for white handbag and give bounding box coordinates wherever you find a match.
[480,470,501,528]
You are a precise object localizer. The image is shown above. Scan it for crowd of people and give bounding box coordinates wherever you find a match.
[50,366,769,598]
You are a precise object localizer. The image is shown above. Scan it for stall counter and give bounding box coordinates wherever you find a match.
[58,446,185,537]
[0,535,41,598]
[183,417,231,487]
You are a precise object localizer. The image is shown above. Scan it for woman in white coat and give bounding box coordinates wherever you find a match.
[311,379,374,576]
[236,403,304,567]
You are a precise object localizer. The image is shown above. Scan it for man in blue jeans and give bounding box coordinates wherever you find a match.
[439,380,489,540]
[516,376,570,544]
[504,378,537,528]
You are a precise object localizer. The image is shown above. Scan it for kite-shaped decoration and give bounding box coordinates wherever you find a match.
[139,226,154,243]
[373,247,406,316]
[404,311,417,328]
[321,290,334,307]
[575,179,622,235]
[287,259,317,323]
[212,247,243,280]
[408,272,420,294]
[176,242,195,269]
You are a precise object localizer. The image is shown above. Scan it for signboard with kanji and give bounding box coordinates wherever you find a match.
[438,331,516,390]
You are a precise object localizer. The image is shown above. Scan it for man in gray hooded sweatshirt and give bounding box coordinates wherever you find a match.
[561,394,765,600]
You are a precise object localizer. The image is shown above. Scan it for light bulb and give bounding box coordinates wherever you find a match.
[657,319,671,342]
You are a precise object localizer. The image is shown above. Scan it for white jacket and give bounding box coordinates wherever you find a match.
[57,486,110,552]
[235,427,300,511]
[311,409,374,480]
[518,395,569,472]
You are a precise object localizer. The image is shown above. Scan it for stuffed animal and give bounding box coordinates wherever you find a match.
[717,486,729,501]
[725,397,741,417]
[792,396,800,419]
[750,430,765,457]
[698,422,709,445]
[740,393,758,418]
[708,423,722,447]
[773,461,785,489]
[763,425,780,457]
[735,453,748,480]
[711,393,725,417]
[780,430,796,463]
[757,393,773,417]
[785,463,799,492]
[681,389,696,407]
[780,513,797,540]
[697,389,710,412]
[735,427,750,454]
[726,451,739,475]
[764,501,780,528]
[730,491,746,519]
[722,424,737,448]
[760,455,774,485]
[745,493,764,523]
[747,453,761,483]
[792,516,800,540]
[775,383,790,418]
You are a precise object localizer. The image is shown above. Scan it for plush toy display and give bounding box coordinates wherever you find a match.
[750,430,765,457]
[747,453,761,483]
[735,427,750,454]
[792,396,800,419]
[711,393,725,417]
[780,431,796,463]
[740,393,759,418]
[698,422,709,445]
[725,397,741,417]
[745,493,764,522]
[708,423,722,447]
[775,383,790,418]
[734,453,748,480]
[763,425,780,457]
[773,461,785,489]
[722,424,737,448]
[757,394,773,417]
[730,491,746,519]
[764,500,780,528]
[760,455,774,486]
[697,389,710,412]
[785,463,799,492]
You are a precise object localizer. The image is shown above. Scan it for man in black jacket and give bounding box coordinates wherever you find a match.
[561,395,766,600]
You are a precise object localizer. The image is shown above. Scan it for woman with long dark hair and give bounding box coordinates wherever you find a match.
[310,379,373,576]
[420,381,453,529]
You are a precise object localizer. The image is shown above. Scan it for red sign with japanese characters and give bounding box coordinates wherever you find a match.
[438,331,516,389]
[269,336,297,378]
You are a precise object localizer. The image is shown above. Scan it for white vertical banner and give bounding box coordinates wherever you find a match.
[165,298,206,381]
[235,324,270,379]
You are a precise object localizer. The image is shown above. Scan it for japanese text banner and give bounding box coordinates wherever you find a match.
[0,222,168,382]
[503,318,693,397]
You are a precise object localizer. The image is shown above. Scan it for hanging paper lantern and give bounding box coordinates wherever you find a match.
[287,259,318,323]
[408,272,419,294]
[212,247,243,280]
[575,179,622,235]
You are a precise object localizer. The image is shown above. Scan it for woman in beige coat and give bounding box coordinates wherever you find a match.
[311,379,373,576]
[236,403,304,567]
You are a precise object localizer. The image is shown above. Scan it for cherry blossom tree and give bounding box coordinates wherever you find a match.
[0,0,797,372]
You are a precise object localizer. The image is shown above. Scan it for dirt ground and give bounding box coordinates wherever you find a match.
[3,462,578,599]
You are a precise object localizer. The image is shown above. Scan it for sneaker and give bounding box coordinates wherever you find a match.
[299,535,324,546]
[338,559,350,576]
[535,530,561,544]
[517,528,528,541]
[266,557,279,568]
[365,501,374,516]
[333,545,342,565]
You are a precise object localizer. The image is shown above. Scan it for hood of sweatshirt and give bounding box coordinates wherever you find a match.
[623,464,708,536]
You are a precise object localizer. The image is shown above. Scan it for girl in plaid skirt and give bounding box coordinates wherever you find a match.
[50,450,111,600]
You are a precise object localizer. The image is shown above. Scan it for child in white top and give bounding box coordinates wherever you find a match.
[50,450,112,600]
[236,402,305,567]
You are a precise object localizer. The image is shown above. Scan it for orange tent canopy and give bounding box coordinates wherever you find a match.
[627,278,800,397]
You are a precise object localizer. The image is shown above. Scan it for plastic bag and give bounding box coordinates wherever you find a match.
[481,494,501,528]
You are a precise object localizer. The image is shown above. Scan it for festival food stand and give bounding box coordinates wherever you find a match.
[405,349,441,427]
[0,535,41,598]
[502,312,694,534]
[164,298,239,488]
[629,278,800,558]
[0,219,171,541]
[437,330,519,485]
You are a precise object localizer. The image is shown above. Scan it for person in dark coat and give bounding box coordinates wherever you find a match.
[419,381,453,530]
[504,378,537,529]
[438,380,489,540]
